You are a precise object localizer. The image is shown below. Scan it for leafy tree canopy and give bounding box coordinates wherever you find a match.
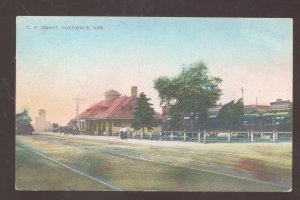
[132,92,156,132]
[217,99,244,130]
[168,105,183,131]
[154,61,222,128]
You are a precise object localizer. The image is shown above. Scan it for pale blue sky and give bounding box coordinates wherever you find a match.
[16,17,293,124]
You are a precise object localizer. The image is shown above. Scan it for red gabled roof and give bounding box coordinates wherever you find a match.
[111,96,137,118]
[111,97,161,119]
[78,96,140,119]
[78,95,161,120]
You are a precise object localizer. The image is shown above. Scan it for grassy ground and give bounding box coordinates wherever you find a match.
[16,134,292,191]
[15,145,113,190]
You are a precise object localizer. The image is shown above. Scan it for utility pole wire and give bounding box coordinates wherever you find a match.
[241,87,245,104]
[72,97,84,127]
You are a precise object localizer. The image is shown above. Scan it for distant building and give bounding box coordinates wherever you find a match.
[75,86,161,135]
[160,104,224,131]
[35,109,51,131]
[270,99,293,111]
[244,104,271,113]
[242,99,292,131]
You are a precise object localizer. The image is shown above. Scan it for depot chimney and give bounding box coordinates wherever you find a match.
[131,86,138,97]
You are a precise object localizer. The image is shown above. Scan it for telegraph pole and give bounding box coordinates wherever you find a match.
[72,97,84,128]
[241,87,244,102]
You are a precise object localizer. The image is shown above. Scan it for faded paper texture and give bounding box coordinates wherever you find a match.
[16,17,292,191]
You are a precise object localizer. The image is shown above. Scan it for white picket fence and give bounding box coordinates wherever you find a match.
[124,130,292,144]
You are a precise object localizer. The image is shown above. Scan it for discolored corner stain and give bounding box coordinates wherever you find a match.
[89,160,113,177]
[234,158,275,181]
[99,163,113,172]
[167,167,186,188]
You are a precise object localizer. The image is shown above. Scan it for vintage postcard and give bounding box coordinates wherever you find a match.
[16,17,292,191]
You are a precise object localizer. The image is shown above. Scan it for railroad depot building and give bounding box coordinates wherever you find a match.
[74,86,161,135]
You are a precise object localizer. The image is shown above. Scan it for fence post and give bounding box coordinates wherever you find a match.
[171,130,173,141]
[273,130,276,143]
[184,130,186,142]
[228,130,231,143]
[275,130,278,140]
[141,131,143,140]
[165,130,167,140]
[251,130,254,143]
[204,130,206,144]
[150,132,152,140]
[133,131,135,139]
[198,130,201,143]
[261,130,263,139]
[160,131,162,140]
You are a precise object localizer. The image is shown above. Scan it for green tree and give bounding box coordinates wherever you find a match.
[132,92,156,133]
[278,110,292,131]
[278,117,292,131]
[217,99,244,130]
[154,61,222,130]
[169,105,183,130]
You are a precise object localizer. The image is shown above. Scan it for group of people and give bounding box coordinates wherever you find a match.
[58,125,128,139]
[120,125,128,140]
[59,126,79,136]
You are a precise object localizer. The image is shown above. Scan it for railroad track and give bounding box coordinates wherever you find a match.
[16,143,123,191]
[16,138,290,190]
[32,133,292,177]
